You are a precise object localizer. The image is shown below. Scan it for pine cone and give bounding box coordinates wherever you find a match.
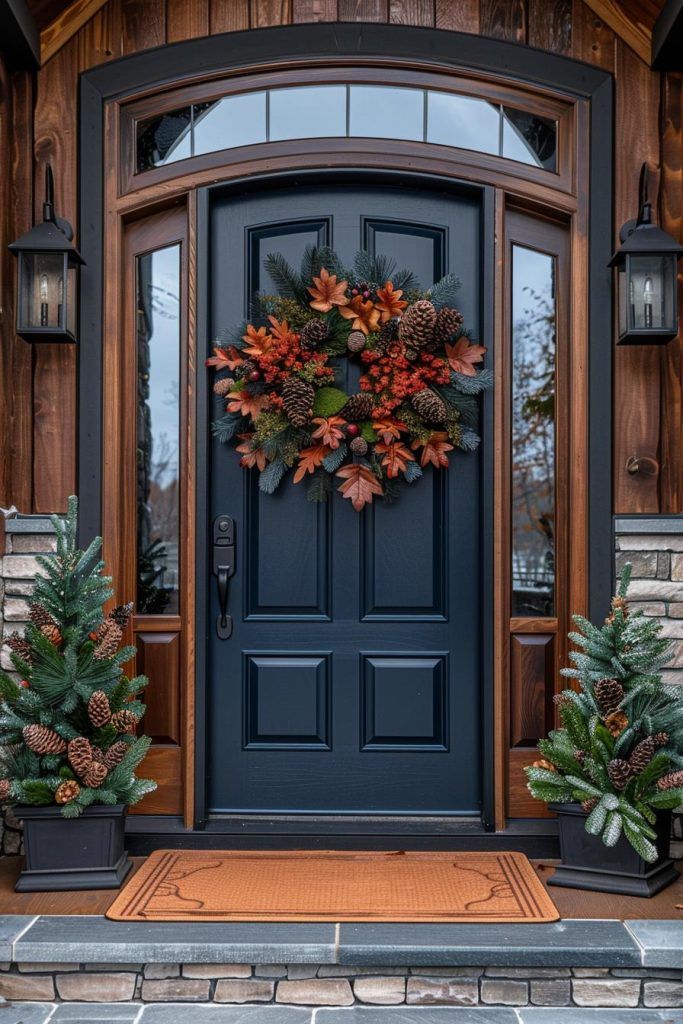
[411,389,448,426]
[611,595,629,618]
[532,758,556,772]
[55,779,80,805]
[605,710,628,738]
[82,762,108,789]
[23,724,67,755]
[299,319,329,350]
[582,797,598,814]
[653,731,669,748]
[40,623,63,647]
[398,299,436,349]
[629,736,656,774]
[347,330,367,354]
[110,603,134,630]
[595,678,624,716]
[213,377,236,397]
[93,619,123,661]
[339,393,374,422]
[5,632,32,664]
[91,746,106,763]
[0,779,11,803]
[104,740,129,770]
[607,758,632,791]
[282,376,315,428]
[68,737,93,778]
[111,709,139,735]
[88,690,111,728]
[657,769,683,791]
[433,306,464,347]
[29,603,55,629]
[350,436,368,457]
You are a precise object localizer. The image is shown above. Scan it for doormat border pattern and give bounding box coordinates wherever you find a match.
[106,849,560,924]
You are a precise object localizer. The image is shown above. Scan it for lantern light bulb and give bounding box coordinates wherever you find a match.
[58,276,64,302]
[39,273,49,302]
[643,275,654,329]
[643,276,654,301]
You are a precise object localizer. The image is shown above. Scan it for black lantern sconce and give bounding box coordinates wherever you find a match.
[8,166,84,343]
[609,164,683,345]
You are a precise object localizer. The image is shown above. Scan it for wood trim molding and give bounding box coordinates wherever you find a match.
[581,0,651,64]
[40,0,109,65]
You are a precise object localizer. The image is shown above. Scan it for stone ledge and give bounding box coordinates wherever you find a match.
[4,517,56,534]
[615,517,683,535]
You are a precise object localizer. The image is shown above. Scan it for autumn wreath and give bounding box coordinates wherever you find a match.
[208,249,492,511]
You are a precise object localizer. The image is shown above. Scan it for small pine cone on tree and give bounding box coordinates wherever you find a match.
[553,693,571,707]
[88,690,112,728]
[347,330,367,354]
[91,746,106,763]
[657,769,683,791]
[605,710,629,738]
[110,603,134,630]
[582,797,598,814]
[5,632,32,663]
[93,619,123,661]
[104,740,129,770]
[398,299,437,349]
[68,737,93,778]
[375,319,399,353]
[299,319,329,350]
[0,779,11,803]
[433,306,464,347]
[607,758,632,791]
[40,623,63,647]
[29,603,55,629]
[340,393,374,422]
[350,436,368,457]
[111,709,139,735]
[411,389,449,426]
[282,376,315,428]
[23,724,67,755]
[213,377,236,397]
[595,677,624,716]
[629,736,656,774]
[653,731,669,748]
[82,762,108,789]
[55,779,80,805]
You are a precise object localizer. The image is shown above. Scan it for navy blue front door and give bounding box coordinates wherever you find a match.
[207,183,486,816]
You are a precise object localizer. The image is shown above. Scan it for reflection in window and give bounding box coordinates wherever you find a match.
[349,85,424,140]
[427,92,499,154]
[270,85,346,140]
[137,245,181,614]
[502,108,557,171]
[136,108,192,171]
[193,92,267,154]
[511,245,556,617]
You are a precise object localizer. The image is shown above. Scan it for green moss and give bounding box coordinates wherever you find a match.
[360,421,378,443]
[312,386,348,417]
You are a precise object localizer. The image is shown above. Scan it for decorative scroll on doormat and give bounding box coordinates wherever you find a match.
[106,850,559,923]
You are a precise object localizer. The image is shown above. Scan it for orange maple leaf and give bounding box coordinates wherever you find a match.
[293,444,331,484]
[445,337,487,377]
[311,416,346,449]
[206,345,244,371]
[267,316,299,346]
[411,431,454,468]
[227,390,270,420]
[339,296,381,335]
[375,441,415,479]
[235,434,268,471]
[372,417,407,445]
[336,463,383,511]
[375,282,408,322]
[308,268,349,313]
[242,324,274,358]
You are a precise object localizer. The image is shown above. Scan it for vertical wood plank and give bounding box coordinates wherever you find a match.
[293,0,338,20]
[528,0,571,53]
[571,0,614,69]
[435,0,479,32]
[338,0,389,20]
[389,0,434,25]
[613,42,662,514]
[77,0,123,65]
[250,0,292,26]
[480,0,526,42]
[211,0,250,31]
[659,71,683,514]
[121,0,165,53]
[167,0,209,42]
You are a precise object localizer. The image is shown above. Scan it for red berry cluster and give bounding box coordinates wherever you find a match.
[251,335,333,387]
[359,345,450,418]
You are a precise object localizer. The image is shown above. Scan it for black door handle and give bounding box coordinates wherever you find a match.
[213,515,235,639]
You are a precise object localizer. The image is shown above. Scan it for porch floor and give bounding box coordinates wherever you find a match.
[2,856,682,920]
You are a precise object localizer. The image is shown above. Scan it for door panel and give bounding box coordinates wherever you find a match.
[207,184,485,815]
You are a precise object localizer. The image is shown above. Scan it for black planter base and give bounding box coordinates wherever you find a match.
[15,851,132,892]
[548,857,680,897]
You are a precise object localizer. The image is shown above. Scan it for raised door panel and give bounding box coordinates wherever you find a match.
[361,654,448,749]
[244,652,331,748]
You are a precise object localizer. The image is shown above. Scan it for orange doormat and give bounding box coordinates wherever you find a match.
[106,850,559,923]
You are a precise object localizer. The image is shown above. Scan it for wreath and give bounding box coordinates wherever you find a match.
[207,248,492,511]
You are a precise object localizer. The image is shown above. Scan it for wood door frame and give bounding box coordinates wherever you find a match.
[78,23,613,839]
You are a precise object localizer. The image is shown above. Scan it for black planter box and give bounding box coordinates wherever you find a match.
[15,803,132,892]
[548,801,679,897]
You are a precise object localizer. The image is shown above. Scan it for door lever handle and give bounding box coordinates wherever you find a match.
[213,515,235,640]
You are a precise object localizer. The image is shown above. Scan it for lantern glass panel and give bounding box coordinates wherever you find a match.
[19,251,68,332]
[627,254,676,334]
